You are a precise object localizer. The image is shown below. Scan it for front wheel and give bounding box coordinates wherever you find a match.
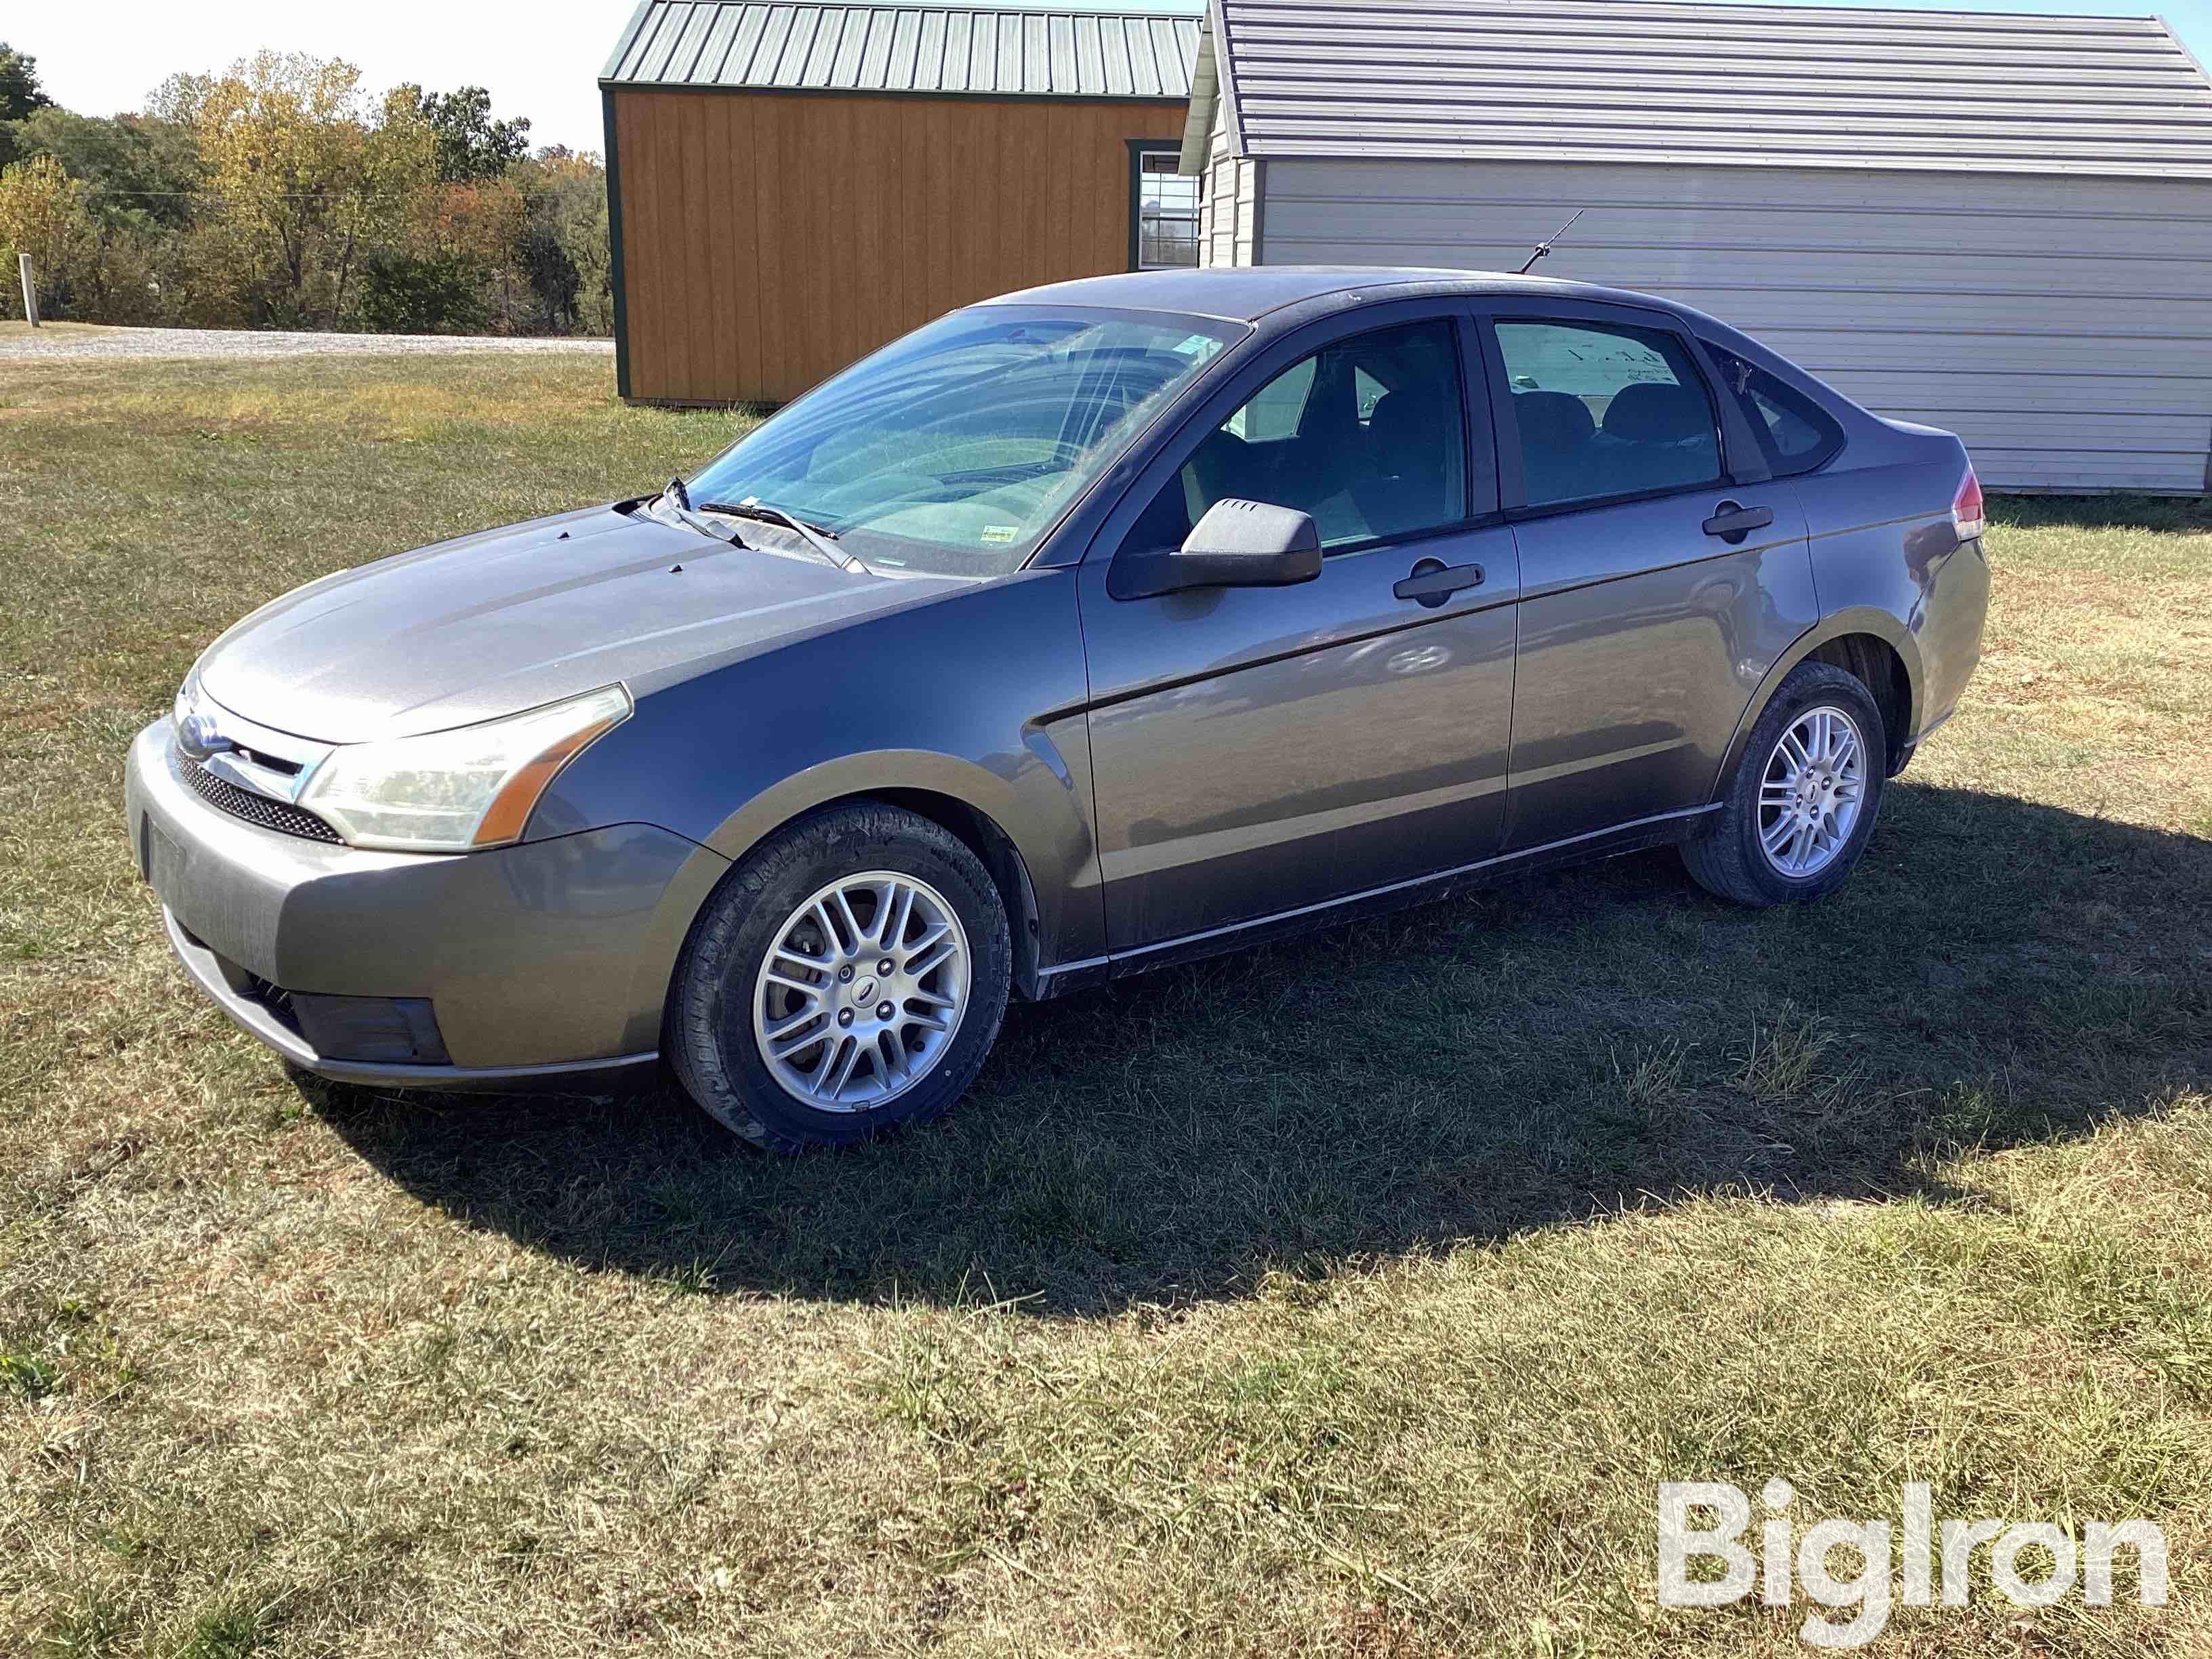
[666,803,1012,1151]
[1682,661,1887,906]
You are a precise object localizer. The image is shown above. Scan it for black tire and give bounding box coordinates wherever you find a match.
[666,802,1012,1152]
[1681,661,1888,907]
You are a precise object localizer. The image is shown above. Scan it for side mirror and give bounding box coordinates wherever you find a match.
[1111,499,1323,600]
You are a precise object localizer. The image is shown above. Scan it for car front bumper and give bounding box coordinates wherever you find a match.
[125,718,729,1089]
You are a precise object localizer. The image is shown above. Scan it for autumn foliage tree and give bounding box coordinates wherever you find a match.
[0,148,167,322]
[0,49,611,333]
[0,154,92,298]
[190,54,435,327]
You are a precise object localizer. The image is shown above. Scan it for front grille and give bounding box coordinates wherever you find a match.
[180,758,344,844]
[241,971,297,1025]
[229,962,449,1064]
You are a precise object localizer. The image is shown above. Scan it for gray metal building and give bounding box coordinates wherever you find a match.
[1182,0,2212,491]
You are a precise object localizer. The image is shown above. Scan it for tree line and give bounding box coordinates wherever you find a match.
[0,43,611,335]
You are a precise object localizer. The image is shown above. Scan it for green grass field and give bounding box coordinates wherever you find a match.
[2,352,2209,1657]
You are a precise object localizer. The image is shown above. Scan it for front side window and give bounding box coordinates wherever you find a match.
[1494,319,1722,508]
[1706,344,1845,476]
[1128,319,1469,554]
[684,306,1240,576]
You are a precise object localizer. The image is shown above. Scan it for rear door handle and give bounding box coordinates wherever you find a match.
[1394,558,1485,607]
[1702,501,1775,543]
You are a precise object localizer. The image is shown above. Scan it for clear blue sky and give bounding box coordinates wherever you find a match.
[14,0,2212,157]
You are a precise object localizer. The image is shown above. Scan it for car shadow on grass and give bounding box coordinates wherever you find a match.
[304,783,2211,1316]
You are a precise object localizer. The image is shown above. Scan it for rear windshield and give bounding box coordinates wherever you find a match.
[684,305,1244,577]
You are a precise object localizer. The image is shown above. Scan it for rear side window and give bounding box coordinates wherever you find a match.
[1706,344,1845,476]
[1494,319,1722,508]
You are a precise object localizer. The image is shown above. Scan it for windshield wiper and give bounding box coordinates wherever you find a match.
[697,499,867,575]
[649,477,752,548]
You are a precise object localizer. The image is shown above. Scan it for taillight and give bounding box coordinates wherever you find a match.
[1952,466,1986,543]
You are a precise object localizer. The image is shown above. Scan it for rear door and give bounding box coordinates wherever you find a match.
[1078,302,1521,956]
[1477,301,1819,851]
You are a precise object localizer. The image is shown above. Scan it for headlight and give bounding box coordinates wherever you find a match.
[174,663,203,730]
[300,684,632,853]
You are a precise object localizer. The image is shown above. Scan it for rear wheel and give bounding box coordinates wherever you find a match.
[1682,661,1887,906]
[667,803,1012,1151]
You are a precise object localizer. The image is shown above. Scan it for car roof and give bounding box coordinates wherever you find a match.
[976,266,1685,326]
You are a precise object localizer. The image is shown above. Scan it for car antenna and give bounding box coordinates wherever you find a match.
[1517,209,1585,275]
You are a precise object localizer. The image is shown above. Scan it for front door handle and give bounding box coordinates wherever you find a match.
[1702,501,1775,543]
[1394,558,1485,608]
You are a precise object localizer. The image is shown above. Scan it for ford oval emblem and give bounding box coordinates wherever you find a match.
[177,712,232,761]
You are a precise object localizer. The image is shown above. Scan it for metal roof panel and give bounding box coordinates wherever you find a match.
[670,4,721,79]
[694,5,745,79]
[1203,0,2212,178]
[632,3,689,80]
[800,8,843,84]
[602,1,659,80]
[889,9,923,88]
[1072,13,1102,90]
[605,0,1198,96]
[827,8,871,85]
[1048,14,1076,92]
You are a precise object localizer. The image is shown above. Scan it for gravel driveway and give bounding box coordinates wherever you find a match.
[0,327,615,361]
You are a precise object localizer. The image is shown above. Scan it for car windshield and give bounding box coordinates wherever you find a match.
[682,305,1244,577]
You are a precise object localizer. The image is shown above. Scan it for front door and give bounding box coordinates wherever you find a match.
[1479,308,1818,851]
[1078,311,1521,956]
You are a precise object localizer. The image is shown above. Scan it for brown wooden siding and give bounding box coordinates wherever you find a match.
[612,88,1187,403]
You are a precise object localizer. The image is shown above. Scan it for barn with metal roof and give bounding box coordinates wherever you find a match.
[602,0,1204,403]
[1182,0,2212,491]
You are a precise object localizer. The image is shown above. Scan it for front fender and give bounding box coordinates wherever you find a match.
[527,569,1107,979]
[701,747,1044,866]
[698,745,1101,994]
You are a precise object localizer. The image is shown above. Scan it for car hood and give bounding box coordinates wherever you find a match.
[197,504,968,743]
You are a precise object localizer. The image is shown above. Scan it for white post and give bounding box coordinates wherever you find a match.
[18,254,36,328]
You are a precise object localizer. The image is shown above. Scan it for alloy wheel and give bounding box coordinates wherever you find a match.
[1757,705,1868,878]
[751,870,970,1111]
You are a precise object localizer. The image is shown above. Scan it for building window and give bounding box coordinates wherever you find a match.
[1132,148,1200,270]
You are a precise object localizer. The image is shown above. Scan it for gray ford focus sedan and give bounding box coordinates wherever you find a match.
[126,268,1989,1150]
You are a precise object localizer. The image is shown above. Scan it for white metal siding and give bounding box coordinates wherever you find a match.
[1257,157,2212,492]
[1199,100,1261,267]
[1211,0,2212,178]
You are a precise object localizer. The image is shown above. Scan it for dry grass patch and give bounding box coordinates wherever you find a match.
[3,356,2209,1655]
